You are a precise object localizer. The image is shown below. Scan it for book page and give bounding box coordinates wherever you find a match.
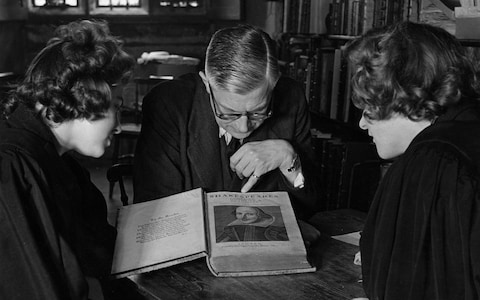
[111,188,206,276]
[205,191,313,275]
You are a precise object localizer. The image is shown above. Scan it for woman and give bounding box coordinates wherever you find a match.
[346,22,480,299]
[0,20,137,299]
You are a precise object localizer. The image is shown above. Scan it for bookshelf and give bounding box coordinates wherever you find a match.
[278,32,381,212]
[278,0,433,212]
[279,1,480,211]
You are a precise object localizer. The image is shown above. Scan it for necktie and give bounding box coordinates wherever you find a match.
[226,138,240,161]
[221,137,240,188]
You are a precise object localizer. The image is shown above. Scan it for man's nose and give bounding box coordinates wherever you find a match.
[236,116,250,133]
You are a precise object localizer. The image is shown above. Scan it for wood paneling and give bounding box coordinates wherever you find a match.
[0,21,27,75]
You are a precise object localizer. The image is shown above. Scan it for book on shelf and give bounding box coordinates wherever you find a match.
[329,0,373,36]
[330,0,344,34]
[373,0,411,28]
[329,48,343,119]
[111,188,315,278]
[298,0,311,33]
[342,62,354,123]
[304,60,313,104]
[309,0,329,34]
[317,47,335,116]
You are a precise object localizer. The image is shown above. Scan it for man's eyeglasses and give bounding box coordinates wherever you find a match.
[208,82,273,122]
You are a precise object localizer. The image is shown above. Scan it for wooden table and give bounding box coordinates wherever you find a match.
[128,209,367,300]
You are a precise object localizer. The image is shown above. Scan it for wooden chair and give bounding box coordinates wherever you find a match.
[107,163,133,206]
[109,78,163,198]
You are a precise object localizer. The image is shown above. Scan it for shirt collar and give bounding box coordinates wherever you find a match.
[219,127,233,145]
[219,127,244,145]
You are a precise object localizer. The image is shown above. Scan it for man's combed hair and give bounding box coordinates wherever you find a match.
[1,19,135,122]
[345,21,480,121]
[205,24,280,94]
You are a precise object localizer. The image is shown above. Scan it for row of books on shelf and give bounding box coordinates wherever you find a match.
[282,39,359,125]
[330,0,374,36]
[282,0,419,36]
[282,0,330,34]
[329,0,418,36]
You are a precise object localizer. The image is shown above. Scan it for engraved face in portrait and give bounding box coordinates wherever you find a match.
[235,206,264,224]
[214,205,289,242]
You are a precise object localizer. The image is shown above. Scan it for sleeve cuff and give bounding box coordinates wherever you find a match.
[293,171,305,189]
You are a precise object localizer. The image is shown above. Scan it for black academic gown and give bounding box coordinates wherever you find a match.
[360,100,480,300]
[133,73,319,220]
[0,105,116,300]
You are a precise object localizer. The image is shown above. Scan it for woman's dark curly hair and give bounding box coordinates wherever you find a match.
[1,19,135,123]
[345,21,480,121]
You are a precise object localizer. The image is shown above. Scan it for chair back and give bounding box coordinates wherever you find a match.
[107,163,133,206]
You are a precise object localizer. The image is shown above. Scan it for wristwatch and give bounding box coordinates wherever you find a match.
[287,154,301,173]
[285,153,304,189]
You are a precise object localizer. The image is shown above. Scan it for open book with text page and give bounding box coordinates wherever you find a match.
[111,188,315,278]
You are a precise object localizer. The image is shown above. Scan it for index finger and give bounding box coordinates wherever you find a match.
[241,175,259,193]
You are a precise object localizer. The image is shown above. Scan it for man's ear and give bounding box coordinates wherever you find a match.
[199,71,210,93]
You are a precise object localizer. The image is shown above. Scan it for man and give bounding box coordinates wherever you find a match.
[133,24,318,221]
[216,206,289,242]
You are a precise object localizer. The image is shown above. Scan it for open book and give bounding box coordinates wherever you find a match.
[111,188,315,278]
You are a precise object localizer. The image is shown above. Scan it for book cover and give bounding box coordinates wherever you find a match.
[111,188,315,278]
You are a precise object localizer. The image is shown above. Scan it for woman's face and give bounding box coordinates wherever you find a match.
[359,112,431,160]
[69,104,121,158]
[52,95,122,158]
[235,206,259,224]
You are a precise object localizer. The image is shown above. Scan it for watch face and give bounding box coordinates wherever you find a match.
[287,154,300,173]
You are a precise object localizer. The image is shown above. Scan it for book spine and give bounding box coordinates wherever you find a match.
[362,0,375,34]
[309,0,321,34]
[297,0,303,33]
[299,0,311,33]
[283,0,290,32]
[330,48,343,119]
[335,142,348,209]
[319,47,334,116]
[290,0,299,33]
[305,60,313,104]
[342,62,353,123]
[331,0,340,34]
[309,49,320,113]
[373,0,387,28]
[351,0,359,36]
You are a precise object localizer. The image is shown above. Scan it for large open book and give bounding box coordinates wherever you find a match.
[111,188,315,278]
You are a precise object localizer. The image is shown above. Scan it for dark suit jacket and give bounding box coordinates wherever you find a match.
[133,73,318,219]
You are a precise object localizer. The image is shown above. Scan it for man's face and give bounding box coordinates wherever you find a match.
[235,206,259,224]
[202,75,272,140]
